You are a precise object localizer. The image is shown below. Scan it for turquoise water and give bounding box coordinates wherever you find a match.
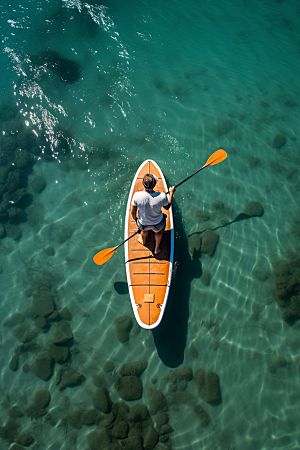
[1,0,300,449]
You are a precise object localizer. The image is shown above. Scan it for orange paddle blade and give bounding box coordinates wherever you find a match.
[203,149,227,168]
[93,246,118,266]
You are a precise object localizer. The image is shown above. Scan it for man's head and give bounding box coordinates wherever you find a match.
[142,173,157,190]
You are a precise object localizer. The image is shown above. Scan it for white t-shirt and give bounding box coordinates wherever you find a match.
[131,191,168,225]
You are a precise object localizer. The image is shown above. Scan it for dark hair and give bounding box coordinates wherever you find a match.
[142,173,156,189]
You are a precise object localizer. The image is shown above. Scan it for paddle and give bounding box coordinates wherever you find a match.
[93,230,140,266]
[166,148,227,194]
[93,149,227,265]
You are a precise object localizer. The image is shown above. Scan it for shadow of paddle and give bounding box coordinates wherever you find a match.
[188,211,264,238]
[114,282,129,295]
[152,199,202,368]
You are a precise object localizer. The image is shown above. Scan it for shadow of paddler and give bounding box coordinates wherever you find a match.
[152,199,202,368]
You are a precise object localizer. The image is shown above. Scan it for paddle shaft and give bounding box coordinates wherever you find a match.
[166,165,206,194]
[116,229,140,251]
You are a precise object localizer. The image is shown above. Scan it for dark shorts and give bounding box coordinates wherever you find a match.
[137,214,166,233]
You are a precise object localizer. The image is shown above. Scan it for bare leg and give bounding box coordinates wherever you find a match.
[154,230,163,254]
[138,230,148,246]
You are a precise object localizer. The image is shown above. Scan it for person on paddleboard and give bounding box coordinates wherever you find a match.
[130,173,175,255]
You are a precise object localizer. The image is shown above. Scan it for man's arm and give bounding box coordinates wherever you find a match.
[163,186,175,210]
[131,204,138,222]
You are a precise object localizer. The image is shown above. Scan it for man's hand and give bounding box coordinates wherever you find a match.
[163,186,175,210]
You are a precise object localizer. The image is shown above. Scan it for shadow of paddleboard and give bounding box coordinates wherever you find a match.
[152,199,202,368]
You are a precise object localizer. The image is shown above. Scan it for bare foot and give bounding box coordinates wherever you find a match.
[154,248,161,255]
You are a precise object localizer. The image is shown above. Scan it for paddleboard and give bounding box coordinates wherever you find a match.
[125,160,174,330]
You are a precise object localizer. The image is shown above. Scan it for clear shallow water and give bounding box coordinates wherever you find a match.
[1,0,300,449]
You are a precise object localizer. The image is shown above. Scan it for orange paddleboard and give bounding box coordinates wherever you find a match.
[125,160,174,330]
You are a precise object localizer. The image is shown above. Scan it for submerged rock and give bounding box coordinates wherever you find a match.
[9,445,27,450]
[159,424,174,435]
[188,234,201,253]
[45,246,55,256]
[49,343,69,363]
[177,365,193,381]
[127,404,150,422]
[196,210,210,221]
[92,373,106,388]
[5,224,21,240]
[48,311,60,321]
[155,411,168,427]
[15,433,34,447]
[9,355,18,371]
[25,389,50,419]
[31,352,53,380]
[0,419,20,442]
[14,149,34,170]
[114,315,133,344]
[15,341,40,355]
[281,295,300,322]
[272,133,286,148]
[87,428,111,450]
[244,201,263,217]
[121,436,143,450]
[147,387,168,415]
[34,316,47,328]
[201,270,211,286]
[143,424,159,449]
[112,401,130,421]
[8,207,23,223]
[11,325,39,343]
[114,376,143,401]
[92,387,112,413]
[58,306,72,321]
[0,419,33,446]
[35,49,81,83]
[212,200,224,210]
[275,274,299,303]
[274,260,290,277]
[119,360,148,377]
[193,404,210,427]
[200,230,219,257]
[22,363,31,373]
[112,420,128,439]
[103,360,115,373]
[8,407,24,419]
[195,368,221,404]
[16,128,37,150]
[267,355,288,374]
[215,119,233,137]
[0,223,5,238]
[32,292,55,317]
[3,187,28,206]
[57,365,85,390]
[66,409,100,429]
[31,175,46,193]
[51,320,72,344]
[3,312,25,328]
